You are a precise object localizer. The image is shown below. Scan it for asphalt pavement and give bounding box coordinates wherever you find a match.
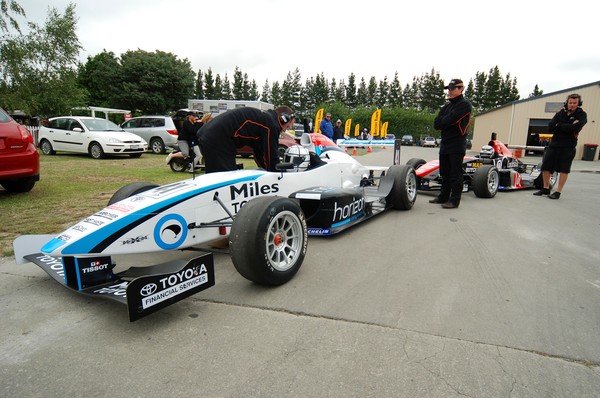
[1,145,600,397]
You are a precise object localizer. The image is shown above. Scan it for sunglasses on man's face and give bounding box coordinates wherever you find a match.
[448,86,463,90]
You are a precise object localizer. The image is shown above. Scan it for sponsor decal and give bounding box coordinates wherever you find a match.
[107,203,136,211]
[308,228,331,235]
[56,234,72,242]
[94,281,128,297]
[94,210,119,220]
[34,254,65,277]
[154,214,188,250]
[333,197,365,223]
[139,263,209,309]
[80,259,109,274]
[72,225,87,233]
[229,182,279,212]
[121,235,149,246]
[83,217,104,226]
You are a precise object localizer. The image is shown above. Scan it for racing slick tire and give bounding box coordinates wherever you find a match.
[386,164,418,210]
[108,182,159,205]
[472,165,499,198]
[406,158,426,172]
[230,196,308,286]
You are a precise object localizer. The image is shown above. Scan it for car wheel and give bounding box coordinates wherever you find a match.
[107,182,159,205]
[406,158,426,188]
[150,138,166,154]
[472,165,499,198]
[386,164,418,210]
[169,157,188,172]
[230,196,307,286]
[1,179,36,193]
[39,139,55,155]
[89,142,105,159]
[533,164,558,189]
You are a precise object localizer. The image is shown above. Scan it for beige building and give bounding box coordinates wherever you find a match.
[473,81,600,161]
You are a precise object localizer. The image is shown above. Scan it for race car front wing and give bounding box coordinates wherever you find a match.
[24,252,215,321]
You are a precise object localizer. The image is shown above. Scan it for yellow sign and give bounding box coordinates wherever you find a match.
[381,122,388,137]
[344,119,352,137]
[315,108,324,133]
[371,109,381,137]
[354,124,360,137]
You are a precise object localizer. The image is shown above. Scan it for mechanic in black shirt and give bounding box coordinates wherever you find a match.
[430,78,472,209]
[198,106,295,173]
[534,93,587,199]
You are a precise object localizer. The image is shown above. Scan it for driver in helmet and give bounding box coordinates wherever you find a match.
[479,144,497,159]
[283,145,325,172]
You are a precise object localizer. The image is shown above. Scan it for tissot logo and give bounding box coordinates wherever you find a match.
[140,283,157,296]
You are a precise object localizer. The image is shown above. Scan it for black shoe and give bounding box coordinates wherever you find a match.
[441,202,458,209]
[533,188,550,196]
[429,198,442,203]
[548,192,561,200]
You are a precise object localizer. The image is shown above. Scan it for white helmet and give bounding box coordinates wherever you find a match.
[284,145,310,172]
[480,145,495,158]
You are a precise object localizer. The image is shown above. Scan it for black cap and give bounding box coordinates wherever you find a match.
[444,79,464,89]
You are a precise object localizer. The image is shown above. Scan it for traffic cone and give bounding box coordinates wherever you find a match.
[367,146,372,153]
[352,147,357,155]
[344,147,348,153]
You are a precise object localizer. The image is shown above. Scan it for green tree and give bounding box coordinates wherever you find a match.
[0,3,86,116]
[203,68,216,99]
[356,77,368,107]
[116,49,194,113]
[232,66,243,100]
[0,0,25,33]
[419,68,445,113]
[194,69,204,99]
[260,79,271,103]
[345,73,357,109]
[78,50,121,107]
[529,84,543,98]
[221,73,231,99]
[388,72,402,107]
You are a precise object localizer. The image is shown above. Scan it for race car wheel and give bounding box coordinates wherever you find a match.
[406,158,426,171]
[230,196,307,286]
[169,157,188,172]
[472,165,499,198]
[107,182,159,205]
[386,164,418,210]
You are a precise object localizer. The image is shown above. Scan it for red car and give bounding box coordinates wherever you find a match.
[0,108,40,193]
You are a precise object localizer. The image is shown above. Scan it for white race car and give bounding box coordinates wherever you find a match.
[14,134,417,321]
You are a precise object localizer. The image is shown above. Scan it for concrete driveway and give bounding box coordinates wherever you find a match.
[2,145,599,397]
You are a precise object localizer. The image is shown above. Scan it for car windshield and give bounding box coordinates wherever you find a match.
[82,118,123,131]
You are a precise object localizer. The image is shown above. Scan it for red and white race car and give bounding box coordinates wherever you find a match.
[406,134,557,198]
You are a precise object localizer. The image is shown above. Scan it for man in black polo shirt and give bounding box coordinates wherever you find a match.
[430,78,472,209]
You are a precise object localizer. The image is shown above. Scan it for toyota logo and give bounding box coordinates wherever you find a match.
[140,283,157,296]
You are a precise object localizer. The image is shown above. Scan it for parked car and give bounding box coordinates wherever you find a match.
[38,116,147,159]
[401,135,415,146]
[236,131,300,159]
[121,116,178,154]
[422,136,436,147]
[0,107,40,193]
[172,109,204,133]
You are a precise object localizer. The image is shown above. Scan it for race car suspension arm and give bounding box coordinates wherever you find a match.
[187,192,235,230]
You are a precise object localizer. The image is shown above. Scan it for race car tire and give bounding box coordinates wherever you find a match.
[405,157,426,188]
[406,158,426,171]
[386,164,418,210]
[230,196,307,286]
[472,165,499,198]
[108,182,159,205]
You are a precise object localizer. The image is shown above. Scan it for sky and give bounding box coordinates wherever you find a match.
[13,0,600,98]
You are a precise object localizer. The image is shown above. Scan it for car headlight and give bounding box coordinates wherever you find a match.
[107,138,124,144]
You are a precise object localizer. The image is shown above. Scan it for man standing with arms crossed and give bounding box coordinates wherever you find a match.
[430,78,472,209]
[534,93,587,199]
